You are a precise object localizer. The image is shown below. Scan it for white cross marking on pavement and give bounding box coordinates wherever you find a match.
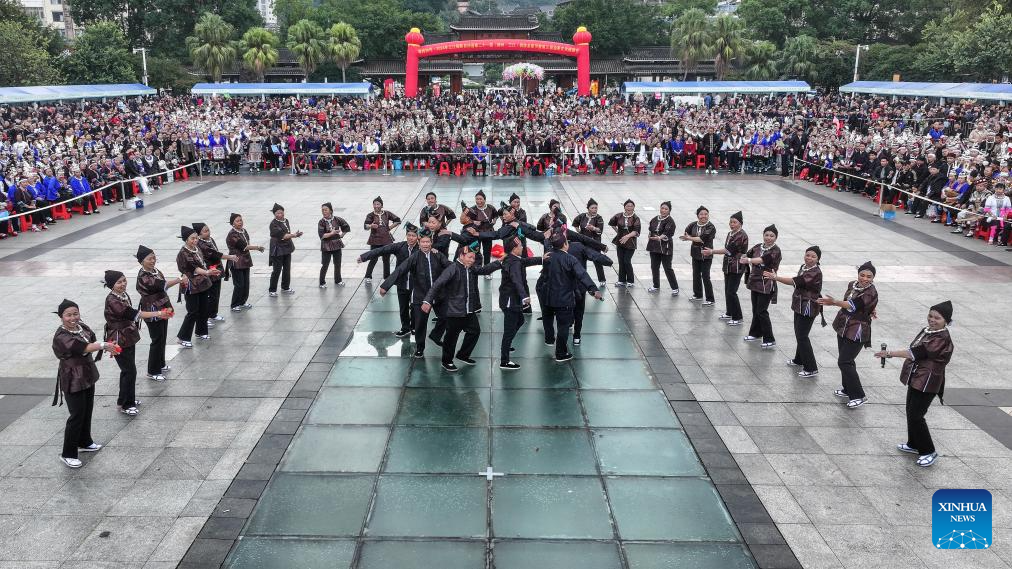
[478,466,504,480]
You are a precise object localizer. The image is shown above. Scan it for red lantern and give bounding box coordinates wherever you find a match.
[405,27,425,46]
[572,26,592,45]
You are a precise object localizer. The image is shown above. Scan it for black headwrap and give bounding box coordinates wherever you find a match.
[587,198,597,208]
[55,298,78,316]
[930,300,953,323]
[509,192,520,203]
[661,201,672,210]
[180,225,196,240]
[764,224,778,237]
[404,222,419,234]
[191,222,207,235]
[229,213,241,225]
[806,245,822,260]
[696,205,709,215]
[549,231,567,250]
[730,211,743,223]
[103,270,124,289]
[623,199,635,207]
[373,196,383,205]
[271,203,284,213]
[857,261,876,276]
[475,190,486,199]
[322,202,333,211]
[135,245,153,263]
[419,228,433,238]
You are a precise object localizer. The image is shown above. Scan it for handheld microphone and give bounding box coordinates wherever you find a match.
[880,343,888,368]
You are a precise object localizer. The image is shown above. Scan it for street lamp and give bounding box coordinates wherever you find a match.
[133,47,148,86]
[852,44,869,83]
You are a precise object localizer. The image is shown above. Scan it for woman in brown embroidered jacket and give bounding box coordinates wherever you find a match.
[818,261,879,409]
[364,196,400,283]
[225,213,263,311]
[103,270,173,416]
[645,200,679,295]
[52,299,115,468]
[681,205,717,304]
[176,225,220,347]
[319,202,351,288]
[703,211,748,326]
[608,199,641,287]
[875,300,954,468]
[193,222,236,326]
[572,198,606,284]
[468,190,498,269]
[741,224,782,348]
[135,245,186,380]
[765,246,824,378]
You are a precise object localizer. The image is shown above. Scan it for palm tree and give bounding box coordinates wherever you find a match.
[710,14,744,80]
[186,13,237,82]
[742,40,778,80]
[240,27,280,83]
[776,35,820,82]
[671,8,712,80]
[327,22,361,83]
[287,19,326,81]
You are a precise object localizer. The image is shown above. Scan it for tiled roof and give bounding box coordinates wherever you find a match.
[450,14,539,31]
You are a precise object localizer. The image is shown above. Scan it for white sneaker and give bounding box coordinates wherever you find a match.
[798,370,819,378]
[671,289,679,296]
[727,320,742,326]
[206,320,215,328]
[146,373,166,382]
[786,359,802,367]
[231,306,243,312]
[282,288,295,294]
[846,397,867,409]
[78,443,102,452]
[702,300,714,306]
[197,335,210,340]
[120,407,139,416]
[243,303,253,309]
[268,291,278,297]
[647,287,658,293]
[614,282,625,287]
[319,283,327,288]
[626,283,634,288]
[743,335,758,342]
[211,315,225,321]
[178,340,193,348]
[364,278,373,284]
[916,452,938,467]
[61,456,83,468]
[719,313,732,320]
[599,281,607,287]
[761,341,776,349]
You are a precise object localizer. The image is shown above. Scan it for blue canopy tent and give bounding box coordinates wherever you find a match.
[190,82,374,100]
[840,81,1012,103]
[0,83,155,105]
[622,80,812,99]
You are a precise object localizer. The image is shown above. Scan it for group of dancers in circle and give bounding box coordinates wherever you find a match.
[50,191,954,469]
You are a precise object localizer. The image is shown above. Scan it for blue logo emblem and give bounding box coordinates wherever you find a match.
[932,489,992,549]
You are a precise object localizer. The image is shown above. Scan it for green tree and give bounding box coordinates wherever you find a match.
[863,43,920,81]
[240,27,280,82]
[814,39,856,89]
[0,0,65,57]
[0,20,62,86]
[327,22,362,82]
[670,8,712,80]
[709,14,745,80]
[287,19,326,80]
[737,0,809,47]
[186,13,237,82]
[951,1,1012,82]
[314,0,445,59]
[549,0,666,57]
[739,39,778,80]
[659,0,718,21]
[61,21,137,84]
[274,0,315,40]
[910,12,964,81]
[143,54,198,91]
[775,34,819,82]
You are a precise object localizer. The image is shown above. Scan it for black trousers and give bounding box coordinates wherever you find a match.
[365,244,390,279]
[269,254,291,292]
[792,313,817,372]
[501,309,525,362]
[592,259,606,282]
[616,247,636,284]
[906,386,937,454]
[692,257,714,301]
[207,280,222,319]
[573,294,586,339]
[62,386,95,459]
[727,151,740,172]
[396,289,412,332]
[442,313,481,365]
[413,303,447,353]
[320,250,343,284]
[114,345,137,409]
[748,291,774,342]
[143,318,168,375]
[549,306,575,357]
[724,272,744,320]
[837,336,865,400]
[177,291,209,341]
[230,268,250,308]
[478,238,493,267]
[650,252,678,289]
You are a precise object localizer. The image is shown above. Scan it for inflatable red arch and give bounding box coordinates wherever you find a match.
[404,26,592,97]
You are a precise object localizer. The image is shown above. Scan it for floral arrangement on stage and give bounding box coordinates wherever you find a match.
[502,63,545,82]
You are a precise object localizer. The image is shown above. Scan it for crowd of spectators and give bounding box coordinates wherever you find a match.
[2,90,1010,244]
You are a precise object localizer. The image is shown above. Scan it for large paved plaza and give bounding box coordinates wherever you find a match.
[0,170,1010,569]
